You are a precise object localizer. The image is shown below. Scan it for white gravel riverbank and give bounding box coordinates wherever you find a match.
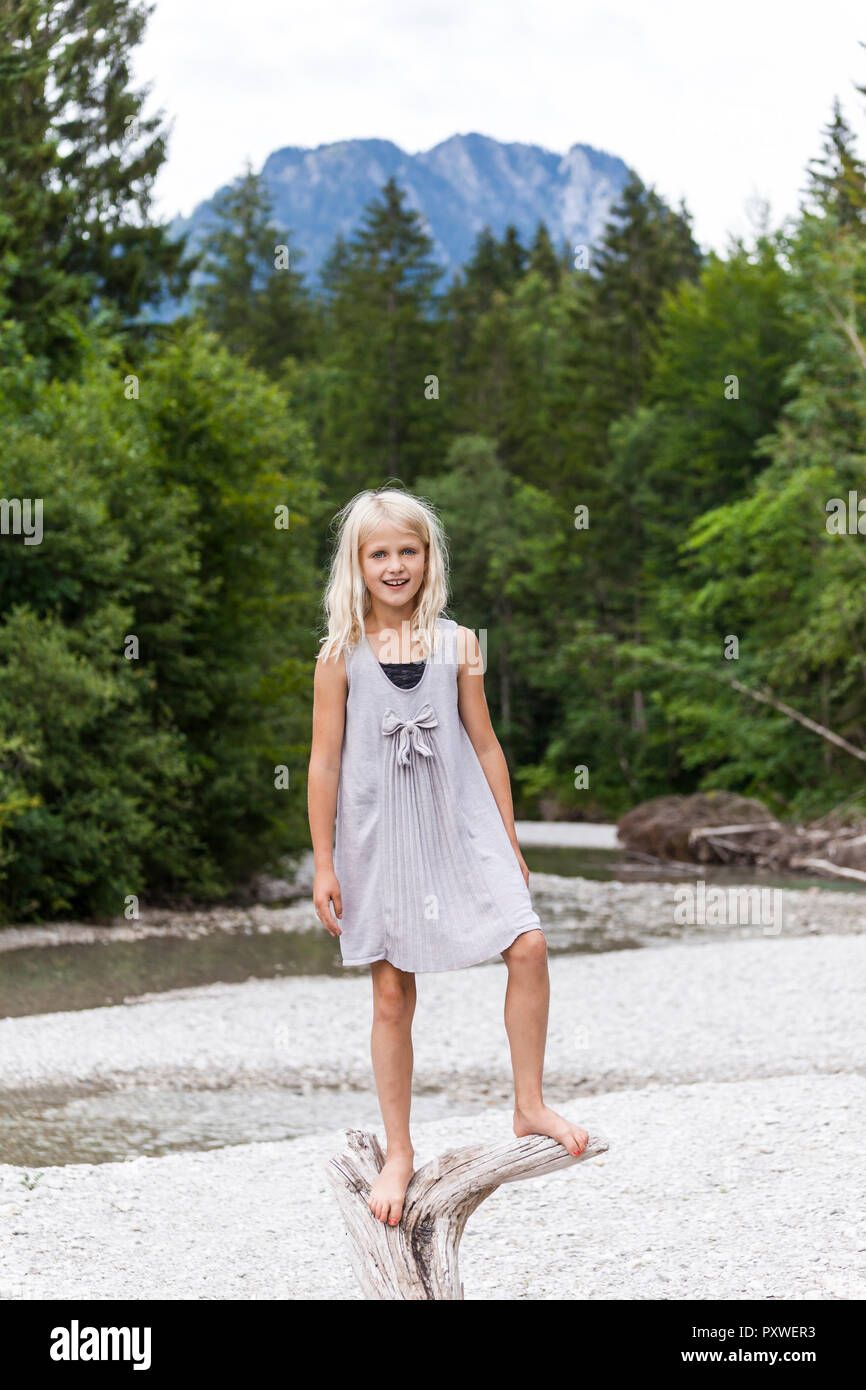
[1,930,864,1300]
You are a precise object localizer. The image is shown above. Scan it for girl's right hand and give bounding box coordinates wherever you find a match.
[313,869,343,937]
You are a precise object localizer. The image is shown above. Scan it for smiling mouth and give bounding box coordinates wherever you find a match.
[383,578,409,587]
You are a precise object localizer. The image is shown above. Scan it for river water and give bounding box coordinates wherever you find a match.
[1,836,862,1167]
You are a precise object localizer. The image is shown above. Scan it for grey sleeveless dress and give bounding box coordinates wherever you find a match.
[333,616,544,971]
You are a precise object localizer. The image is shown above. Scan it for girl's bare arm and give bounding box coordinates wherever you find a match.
[455,626,526,872]
[308,647,347,932]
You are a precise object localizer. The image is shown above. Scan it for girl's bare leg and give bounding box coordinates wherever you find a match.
[501,930,589,1157]
[367,959,417,1225]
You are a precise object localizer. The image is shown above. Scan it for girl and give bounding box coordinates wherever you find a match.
[308,487,588,1227]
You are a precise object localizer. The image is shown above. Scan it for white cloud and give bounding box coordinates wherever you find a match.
[133,0,866,254]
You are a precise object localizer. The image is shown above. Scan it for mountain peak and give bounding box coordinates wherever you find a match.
[170,133,630,291]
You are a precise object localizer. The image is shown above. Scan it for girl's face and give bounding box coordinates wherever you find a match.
[360,527,427,610]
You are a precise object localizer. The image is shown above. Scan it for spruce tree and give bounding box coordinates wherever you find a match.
[803,96,866,227]
[500,224,529,284]
[0,0,195,369]
[316,176,445,487]
[528,222,562,288]
[191,161,317,373]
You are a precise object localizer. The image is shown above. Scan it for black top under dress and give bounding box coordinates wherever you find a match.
[378,659,426,690]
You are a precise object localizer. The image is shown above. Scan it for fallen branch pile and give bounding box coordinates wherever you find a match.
[617,792,866,884]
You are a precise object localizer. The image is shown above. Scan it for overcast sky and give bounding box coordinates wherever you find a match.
[135,0,866,255]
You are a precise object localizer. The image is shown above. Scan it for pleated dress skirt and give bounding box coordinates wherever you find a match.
[332,616,544,972]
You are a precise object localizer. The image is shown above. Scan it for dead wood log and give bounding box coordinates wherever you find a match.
[325,1124,608,1300]
[788,856,866,884]
[688,822,782,843]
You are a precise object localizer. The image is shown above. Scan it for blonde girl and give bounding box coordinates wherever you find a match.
[308,487,588,1226]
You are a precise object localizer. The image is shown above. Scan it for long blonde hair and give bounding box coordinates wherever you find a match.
[317,487,451,664]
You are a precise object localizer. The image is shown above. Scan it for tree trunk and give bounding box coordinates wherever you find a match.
[325,1124,608,1300]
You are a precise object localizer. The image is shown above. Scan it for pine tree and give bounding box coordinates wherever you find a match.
[803,96,866,227]
[318,232,352,306]
[528,222,562,288]
[316,176,445,487]
[568,171,704,441]
[439,223,539,438]
[500,224,529,284]
[0,0,196,369]
[444,223,530,330]
[191,161,317,373]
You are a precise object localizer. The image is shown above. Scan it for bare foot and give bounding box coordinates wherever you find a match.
[513,1103,589,1158]
[368,1150,416,1226]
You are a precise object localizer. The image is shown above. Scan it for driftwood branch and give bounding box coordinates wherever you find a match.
[689,822,782,840]
[789,856,866,883]
[325,1125,608,1300]
[685,821,783,863]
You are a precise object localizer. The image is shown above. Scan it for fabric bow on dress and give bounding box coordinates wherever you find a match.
[381,703,439,767]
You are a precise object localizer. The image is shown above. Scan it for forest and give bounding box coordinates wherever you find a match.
[2,1,866,921]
